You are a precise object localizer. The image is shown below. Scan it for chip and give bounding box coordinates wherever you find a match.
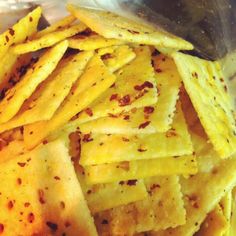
[0,40,68,124]
[98,45,136,72]
[0,51,93,133]
[78,54,181,134]
[70,46,157,126]
[0,7,42,59]
[34,14,76,38]
[69,34,124,51]
[173,52,236,158]
[67,4,193,50]
[194,204,228,236]
[79,103,193,166]
[23,54,116,149]
[156,153,236,235]
[0,140,97,235]
[94,176,185,234]
[13,23,87,54]
[84,155,197,184]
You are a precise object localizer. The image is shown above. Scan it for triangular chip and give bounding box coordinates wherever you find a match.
[95,176,185,234]
[0,40,68,124]
[13,23,86,54]
[34,14,76,38]
[0,51,93,133]
[84,155,197,184]
[0,140,97,235]
[78,53,181,134]
[69,34,124,51]
[67,4,193,50]
[23,54,116,149]
[173,52,236,158]
[70,45,158,126]
[0,7,41,58]
[79,103,193,166]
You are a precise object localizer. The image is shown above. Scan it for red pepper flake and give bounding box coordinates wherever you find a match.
[137,148,147,152]
[122,137,130,142]
[84,108,93,117]
[29,16,33,22]
[144,106,154,114]
[166,128,177,137]
[118,95,131,106]
[27,212,35,223]
[127,179,137,186]
[54,176,60,180]
[38,189,46,204]
[42,140,48,145]
[134,81,154,91]
[101,219,109,225]
[0,224,4,233]
[151,49,159,57]
[150,184,160,191]
[82,133,93,142]
[17,162,26,167]
[17,178,22,185]
[46,221,58,232]
[110,83,116,88]
[8,200,14,209]
[101,53,113,60]
[8,28,15,36]
[123,115,130,120]
[24,202,30,208]
[119,181,125,185]
[155,68,162,73]
[110,93,118,101]
[5,35,9,42]
[138,121,150,129]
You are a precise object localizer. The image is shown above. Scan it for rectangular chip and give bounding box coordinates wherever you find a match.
[173,52,236,158]
[0,40,68,124]
[79,103,193,166]
[67,4,193,50]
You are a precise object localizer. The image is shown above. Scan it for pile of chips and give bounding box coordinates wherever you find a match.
[0,4,236,236]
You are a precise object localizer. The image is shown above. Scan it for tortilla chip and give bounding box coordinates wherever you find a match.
[35,14,76,38]
[0,40,68,124]
[79,103,193,166]
[98,45,136,72]
[194,204,228,236]
[0,140,97,235]
[84,155,197,184]
[69,34,124,51]
[70,46,157,127]
[67,4,193,50]
[13,23,86,54]
[95,176,185,234]
[173,52,236,158]
[0,51,93,133]
[0,7,41,58]
[78,53,181,134]
[24,54,116,149]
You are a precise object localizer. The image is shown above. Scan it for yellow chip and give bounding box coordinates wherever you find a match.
[194,204,228,236]
[84,155,197,184]
[0,7,41,58]
[0,40,68,124]
[95,176,185,234]
[23,54,116,149]
[0,51,93,133]
[173,52,236,158]
[157,150,236,235]
[79,103,193,166]
[0,140,97,235]
[69,34,124,51]
[13,23,87,54]
[34,14,76,38]
[67,4,193,50]
[70,46,157,126]
[98,45,136,72]
[78,54,181,134]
